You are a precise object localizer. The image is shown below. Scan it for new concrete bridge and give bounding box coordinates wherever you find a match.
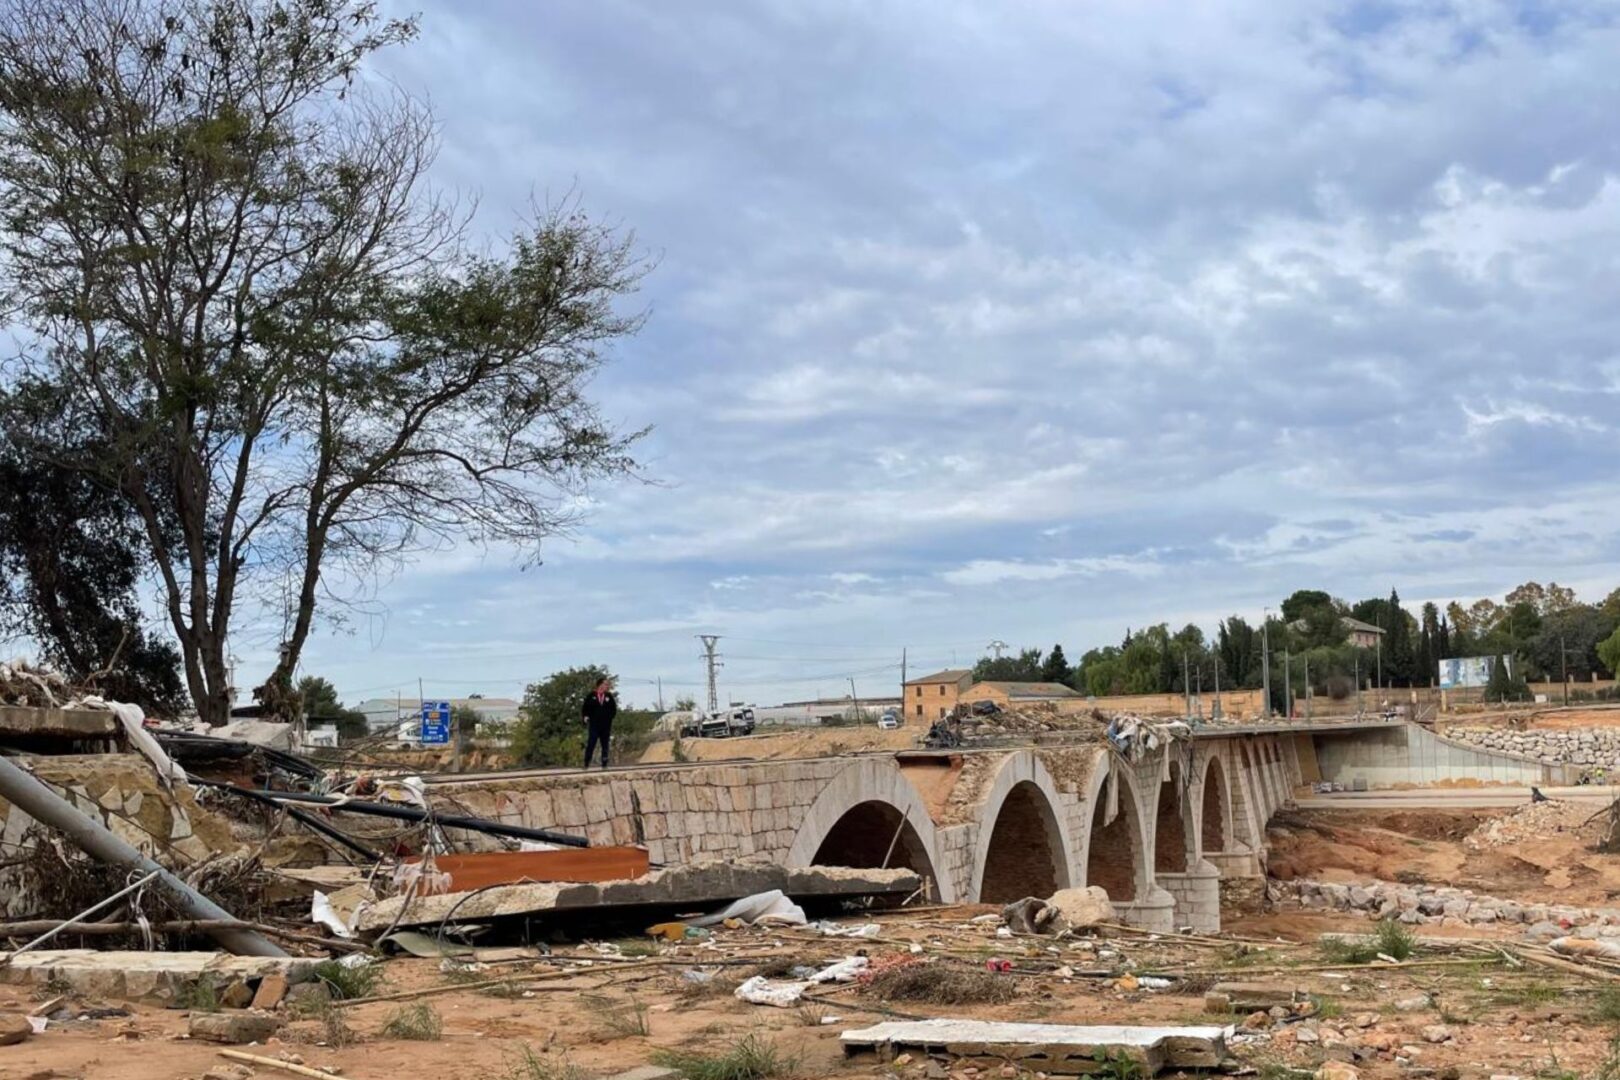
[427,717,1580,932]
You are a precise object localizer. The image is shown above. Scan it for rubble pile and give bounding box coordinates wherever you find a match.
[1464,798,1596,850]
[0,658,73,708]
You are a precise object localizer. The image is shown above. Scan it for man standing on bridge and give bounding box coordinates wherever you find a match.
[582,675,618,769]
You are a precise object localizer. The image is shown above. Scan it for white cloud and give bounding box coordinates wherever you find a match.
[941,555,1166,588]
[262,1,1620,706]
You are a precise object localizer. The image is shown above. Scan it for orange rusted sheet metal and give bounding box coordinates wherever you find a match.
[406,846,650,892]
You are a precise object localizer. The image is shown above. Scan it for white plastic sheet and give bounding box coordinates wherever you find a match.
[734,975,809,1007]
[689,888,807,928]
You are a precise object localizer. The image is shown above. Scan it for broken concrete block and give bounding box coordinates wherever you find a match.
[0,1012,32,1045]
[1205,982,1307,1013]
[189,1010,282,1044]
[252,973,290,1010]
[1045,886,1115,928]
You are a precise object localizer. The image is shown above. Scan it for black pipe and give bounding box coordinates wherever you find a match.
[203,783,384,863]
[190,781,590,849]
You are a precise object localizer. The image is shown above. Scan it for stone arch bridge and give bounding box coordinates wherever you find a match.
[430,728,1308,932]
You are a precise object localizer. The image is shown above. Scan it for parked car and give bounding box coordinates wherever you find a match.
[877,709,900,730]
[970,699,1001,716]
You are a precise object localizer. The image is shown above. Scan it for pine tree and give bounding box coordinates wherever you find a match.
[1040,644,1072,685]
[1484,654,1514,703]
[1386,589,1416,687]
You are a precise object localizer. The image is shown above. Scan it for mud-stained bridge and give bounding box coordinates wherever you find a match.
[429,729,1308,932]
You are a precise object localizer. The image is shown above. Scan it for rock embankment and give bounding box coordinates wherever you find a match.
[1443,726,1620,768]
[1273,877,1620,939]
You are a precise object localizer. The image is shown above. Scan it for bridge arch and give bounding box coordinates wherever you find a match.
[1197,752,1238,854]
[1153,758,1194,873]
[786,758,954,902]
[1078,757,1149,904]
[970,752,1077,903]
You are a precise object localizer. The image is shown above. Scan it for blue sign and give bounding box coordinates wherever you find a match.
[420,700,451,745]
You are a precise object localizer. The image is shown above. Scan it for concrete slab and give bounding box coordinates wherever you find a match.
[356,861,921,931]
[0,950,315,1005]
[841,1019,1230,1075]
[0,706,118,740]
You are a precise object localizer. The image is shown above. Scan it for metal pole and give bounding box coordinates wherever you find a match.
[1304,656,1311,721]
[0,756,285,957]
[1183,652,1191,719]
[1562,635,1570,707]
[1261,610,1272,719]
[1283,649,1291,720]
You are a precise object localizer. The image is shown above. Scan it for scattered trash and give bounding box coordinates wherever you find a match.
[735,975,808,1007]
[810,920,881,938]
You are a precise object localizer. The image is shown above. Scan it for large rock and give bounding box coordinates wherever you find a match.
[0,1013,31,1046]
[1045,886,1116,928]
[188,1011,282,1045]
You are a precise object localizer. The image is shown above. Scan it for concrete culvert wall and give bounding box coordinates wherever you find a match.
[977,780,1064,903]
[1154,765,1188,873]
[1201,757,1227,854]
[1087,790,1138,902]
[811,800,934,881]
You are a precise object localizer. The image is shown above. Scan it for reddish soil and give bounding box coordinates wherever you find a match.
[1267,805,1620,907]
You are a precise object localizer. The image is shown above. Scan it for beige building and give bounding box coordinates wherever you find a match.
[1340,617,1386,650]
[904,669,973,720]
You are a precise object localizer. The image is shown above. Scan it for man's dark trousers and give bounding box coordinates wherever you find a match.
[584,721,612,768]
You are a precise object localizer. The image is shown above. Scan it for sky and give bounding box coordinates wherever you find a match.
[244,1,1620,709]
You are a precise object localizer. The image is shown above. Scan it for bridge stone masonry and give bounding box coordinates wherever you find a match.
[426,727,1308,933]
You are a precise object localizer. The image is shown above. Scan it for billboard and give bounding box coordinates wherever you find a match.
[1437,656,1507,689]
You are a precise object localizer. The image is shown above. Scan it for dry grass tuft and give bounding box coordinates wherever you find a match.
[864,961,1018,1005]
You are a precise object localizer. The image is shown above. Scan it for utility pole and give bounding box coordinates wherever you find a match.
[1561,635,1570,707]
[1261,609,1272,719]
[657,676,665,713]
[1183,652,1191,720]
[1283,648,1291,720]
[986,639,1008,660]
[1376,632,1383,691]
[1213,654,1222,720]
[849,677,861,723]
[1304,656,1311,721]
[1355,654,1362,718]
[901,647,908,697]
[697,635,723,715]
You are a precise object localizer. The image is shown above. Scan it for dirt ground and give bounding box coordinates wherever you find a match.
[1266,803,1620,907]
[10,902,1620,1080]
[637,725,920,763]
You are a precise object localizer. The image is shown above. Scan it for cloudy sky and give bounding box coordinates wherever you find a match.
[274,0,1619,709]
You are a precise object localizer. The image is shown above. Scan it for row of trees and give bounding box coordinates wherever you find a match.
[970,581,1620,707]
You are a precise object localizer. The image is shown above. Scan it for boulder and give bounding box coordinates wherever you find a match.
[0,1013,32,1046]
[1045,886,1115,928]
[188,1011,282,1045]
[1315,1062,1359,1080]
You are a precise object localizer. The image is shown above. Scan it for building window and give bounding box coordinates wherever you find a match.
[915,704,922,716]
[938,686,945,695]
[915,686,922,697]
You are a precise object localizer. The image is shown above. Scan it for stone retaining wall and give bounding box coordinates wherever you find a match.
[1443,727,1620,770]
